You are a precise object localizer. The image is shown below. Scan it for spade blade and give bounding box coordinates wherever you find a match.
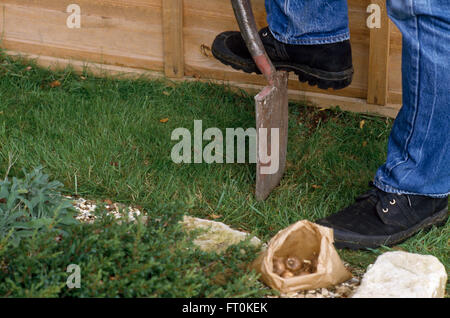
[255,71,289,201]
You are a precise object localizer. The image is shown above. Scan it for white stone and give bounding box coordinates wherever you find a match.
[180,215,262,253]
[353,251,447,298]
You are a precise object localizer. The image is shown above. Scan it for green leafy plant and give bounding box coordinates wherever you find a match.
[0,166,78,246]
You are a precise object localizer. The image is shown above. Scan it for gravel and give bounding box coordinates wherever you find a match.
[66,196,145,223]
[266,269,363,298]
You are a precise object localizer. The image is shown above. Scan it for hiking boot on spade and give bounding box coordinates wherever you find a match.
[212,27,354,90]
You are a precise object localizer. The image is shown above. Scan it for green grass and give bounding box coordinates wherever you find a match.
[0,52,448,296]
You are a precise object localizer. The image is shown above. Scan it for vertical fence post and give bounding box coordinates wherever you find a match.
[162,0,184,78]
[367,0,391,106]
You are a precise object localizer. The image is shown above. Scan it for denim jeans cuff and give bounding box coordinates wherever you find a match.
[373,179,450,198]
[269,28,350,45]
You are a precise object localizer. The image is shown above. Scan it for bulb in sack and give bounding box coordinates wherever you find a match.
[281,270,294,278]
[302,259,315,273]
[285,257,301,271]
[272,257,286,275]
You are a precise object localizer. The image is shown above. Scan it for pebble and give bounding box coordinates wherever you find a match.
[68,196,145,223]
[353,251,447,298]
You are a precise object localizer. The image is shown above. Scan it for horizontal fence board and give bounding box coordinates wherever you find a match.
[1,0,164,70]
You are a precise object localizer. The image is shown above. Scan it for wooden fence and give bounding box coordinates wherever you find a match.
[0,0,403,117]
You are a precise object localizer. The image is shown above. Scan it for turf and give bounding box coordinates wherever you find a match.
[0,52,448,296]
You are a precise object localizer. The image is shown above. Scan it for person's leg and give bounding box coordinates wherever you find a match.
[318,0,449,249]
[266,0,350,44]
[374,0,450,198]
[211,0,353,89]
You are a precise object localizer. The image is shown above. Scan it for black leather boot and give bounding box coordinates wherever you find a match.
[212,27,354,90]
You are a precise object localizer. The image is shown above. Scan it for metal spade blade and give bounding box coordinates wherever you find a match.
[255,71,289,201]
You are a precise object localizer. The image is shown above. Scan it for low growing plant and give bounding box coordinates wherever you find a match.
[0,204,271,297]
[0,166,78,246]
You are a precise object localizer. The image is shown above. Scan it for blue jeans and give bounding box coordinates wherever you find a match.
[266,0,450,198]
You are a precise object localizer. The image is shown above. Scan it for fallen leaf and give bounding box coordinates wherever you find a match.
[211,268,234,286]
[159,118,169,123]
[209,214,222,220]
[104,199,113,205]
[312,184,321,189]
[162,91,170,96]
[362,141,368,147]
[25,66,32,71]
[49,80,61,88]
[80,76,86,80]
[212,273,227,286]
[359,120,365,129]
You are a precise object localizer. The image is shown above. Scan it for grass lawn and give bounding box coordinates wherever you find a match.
[0,52,448,297]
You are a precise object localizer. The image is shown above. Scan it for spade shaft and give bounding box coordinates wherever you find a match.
[230,0,275,83]
[230,0,289,200]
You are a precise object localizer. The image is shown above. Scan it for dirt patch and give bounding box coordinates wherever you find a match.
[294,104,342,135]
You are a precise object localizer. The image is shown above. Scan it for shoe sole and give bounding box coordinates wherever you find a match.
[211,45,354,90]
[332,207,449,250]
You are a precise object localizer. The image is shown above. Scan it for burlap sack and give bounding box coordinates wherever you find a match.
[252,220,352,293]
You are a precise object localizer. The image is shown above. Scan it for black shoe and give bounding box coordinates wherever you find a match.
[316,182,449,250]
[211,27,354,90]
